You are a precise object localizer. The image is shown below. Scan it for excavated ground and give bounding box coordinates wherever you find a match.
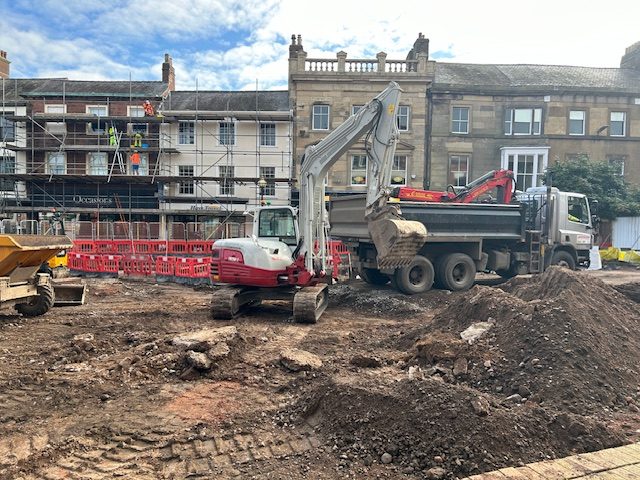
[0,266,638,479]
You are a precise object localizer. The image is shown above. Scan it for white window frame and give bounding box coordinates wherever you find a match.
[500,146,549,191]
[46,152,66,174]
[219,165,235,196]
[45,104,66,114]
[505,108,542,135]
[178,165,195,195]
[351,154,368,186]
[127,106,145,118]
[451,107,470,134]
[87,152,108,175]
[610,111,626,137]
[178,121,195,145]
[128,122,149,135]
[86,105,108,117]
[219,121,236,146]
[448,154,470,186]
[259,122,276,147]
[0,112,16,142]
[259,166,276,196]
[391,155,407,186]
[312,105,329,131]
[569,110,585,136]
[396,105,410,132]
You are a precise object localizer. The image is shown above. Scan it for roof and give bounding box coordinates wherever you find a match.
[0,78,168,101]
[434,63,640,93]
[165,90,290,111]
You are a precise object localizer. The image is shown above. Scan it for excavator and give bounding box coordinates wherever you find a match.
[210,82,427,323]
[391,169,515,204]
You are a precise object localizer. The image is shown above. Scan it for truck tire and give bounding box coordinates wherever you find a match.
[15,283,55,317]
[393,255,434,295]
[359,267,390,285]
[436,253,476,291]
[551,250,576,270]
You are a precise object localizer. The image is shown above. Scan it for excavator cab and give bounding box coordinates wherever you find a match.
[256,207,299,247]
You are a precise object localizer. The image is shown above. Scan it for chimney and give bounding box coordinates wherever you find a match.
[162,53,175,91]
[406,33,429,61]
[621,42,640,69]
[0,50,10,79]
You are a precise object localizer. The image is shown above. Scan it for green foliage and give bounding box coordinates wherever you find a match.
[544,156,640,220]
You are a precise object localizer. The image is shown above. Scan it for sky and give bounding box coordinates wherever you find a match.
[2,0,640,91]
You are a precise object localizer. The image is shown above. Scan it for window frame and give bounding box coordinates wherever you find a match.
[0,111,15,142]
[448,154,470,186]
[504,107,542,136]
[219,165,235,196]
[0,154,16,191]
[609,111,626,137]
[127,106,145,118]
[568,110,586,136]
[350,154,368,186]
[396,105,410,132]
[178,121,195,145]
[606,155,625,176]
[312,104,330,131]
[500,147,549,191]
[219,121,236,146]
[86,105,108,117]
[451,106,470,134]
[391,155,408,186]
[178,165,195,195]
[259,166,276,196]
[87,152,108,175]
[259,122,276,147]
[46,152,66,175]
[45,104,66,114]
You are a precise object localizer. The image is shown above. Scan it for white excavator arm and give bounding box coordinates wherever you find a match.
[297,81,427,274]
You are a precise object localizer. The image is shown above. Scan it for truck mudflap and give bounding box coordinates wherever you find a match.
[368,214,428,268]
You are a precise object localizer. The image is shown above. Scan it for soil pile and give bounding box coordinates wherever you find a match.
[295,376,623,478]
[406,267,640,414]
[614,282,640,303]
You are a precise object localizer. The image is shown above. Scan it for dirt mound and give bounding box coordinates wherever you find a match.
[405,267,640,413]
[295,376,623,477]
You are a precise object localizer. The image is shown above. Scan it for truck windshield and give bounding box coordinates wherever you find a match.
[568,195,590,224]
[258,209,297,245]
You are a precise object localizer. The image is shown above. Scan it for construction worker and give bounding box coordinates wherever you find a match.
[143,100,155,116]
[133,132,143,148]
[108,126,117,146]
[131,150,141,175]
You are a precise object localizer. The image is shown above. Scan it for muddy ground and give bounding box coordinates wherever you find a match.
[0,265,639,479]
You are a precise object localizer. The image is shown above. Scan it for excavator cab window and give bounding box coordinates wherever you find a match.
[258,209,298,246]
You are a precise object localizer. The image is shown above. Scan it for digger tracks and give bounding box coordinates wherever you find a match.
[293,284,329,324]
[210,287,242,320]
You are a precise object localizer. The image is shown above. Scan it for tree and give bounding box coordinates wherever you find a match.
[543,156,640,220]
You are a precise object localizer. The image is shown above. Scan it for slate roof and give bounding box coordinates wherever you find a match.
[165,90,290,111]
[434,63,640,93]
[0,78,168,101]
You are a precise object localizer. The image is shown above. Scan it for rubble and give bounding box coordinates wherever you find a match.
[279,348,323,372]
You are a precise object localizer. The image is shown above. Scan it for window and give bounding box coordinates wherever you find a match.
[47,152,66,174]
[607,155,625,176]
[391,155,407,185]
[501,148,548,191]
[219,165,235,195]
[312,105,329,130]
[448,155,469,186]
[451,107,469,134]
[258,209,297,245]
[179,121,195,144]
[0,113,15,142]
[569,110,585,135]
[44,105,66,133]
[128,106,145,118]
[131,152,149,176]
[352,105,364,115]
[351,155,367,185]
[567,195,590,224]
[260,123,276,147]
[45,105,66,114]
[178,165,194,195]
[87,105,108,117]
[610,112,626,136]
[505,108,542,135]
[396,106,410,131]
[128,123,148,135]
[0,155,16,191]
[87,152,108,175]
[259,166,276,196]
[219,122,235,146]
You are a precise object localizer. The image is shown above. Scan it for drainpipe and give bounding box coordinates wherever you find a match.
[424,86,433,189]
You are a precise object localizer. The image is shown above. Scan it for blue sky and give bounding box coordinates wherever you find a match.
[2,0,640,91]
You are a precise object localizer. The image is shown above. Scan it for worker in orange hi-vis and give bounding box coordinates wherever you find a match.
[131,150,141,175]
[143,100,155,116]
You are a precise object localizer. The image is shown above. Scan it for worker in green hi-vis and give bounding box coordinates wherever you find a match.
[133,132,142,147]
[108,126,117,146]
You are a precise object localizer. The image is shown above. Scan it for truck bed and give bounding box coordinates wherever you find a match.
[329,195,525,243]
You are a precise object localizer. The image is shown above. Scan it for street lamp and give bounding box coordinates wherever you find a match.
[257,177,267,205]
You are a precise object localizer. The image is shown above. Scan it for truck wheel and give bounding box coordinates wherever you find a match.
[551,250,576,270]
[15,283,55,317]
[437,253,476,291]
[394,255,434,295]
[359,267,390,285]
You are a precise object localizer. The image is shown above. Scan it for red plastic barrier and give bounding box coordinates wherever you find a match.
[72,240,95,254]
[113,240,133,255]
[168,241,188,255]
[121,255,154,276]
[94,240,115,254]
[192,257,211,278]
[187,241,212,255]
[101,255,122,274]
[174,257,193,277]
[84,254,104,273]
[150,241,169,255]
[68,252,85,270]
[155,256,176,276]
[133,241,153,254]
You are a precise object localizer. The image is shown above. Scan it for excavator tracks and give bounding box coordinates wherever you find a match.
[210,286,256,320]
[292,285,329,324]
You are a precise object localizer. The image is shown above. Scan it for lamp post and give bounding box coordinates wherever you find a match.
[257,177,267,205]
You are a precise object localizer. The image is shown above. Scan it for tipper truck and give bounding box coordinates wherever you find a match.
[329,185,595,294]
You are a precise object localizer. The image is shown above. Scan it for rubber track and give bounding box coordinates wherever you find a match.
[293,285,328,324]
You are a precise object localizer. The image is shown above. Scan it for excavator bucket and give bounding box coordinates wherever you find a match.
[368,215,428,268]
